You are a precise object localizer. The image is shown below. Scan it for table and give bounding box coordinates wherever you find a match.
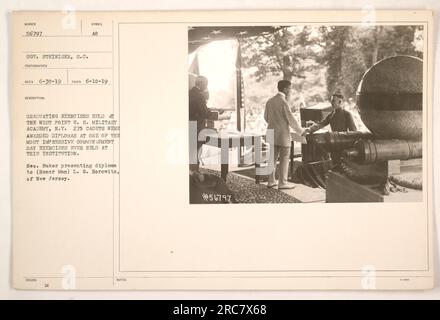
[203,131,264,183]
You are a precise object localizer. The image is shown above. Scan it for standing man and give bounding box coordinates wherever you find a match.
[264,80,305,189]
[189,76,212,171]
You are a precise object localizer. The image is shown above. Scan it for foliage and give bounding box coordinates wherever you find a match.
[241,26,318,81]
[241,25,424,103]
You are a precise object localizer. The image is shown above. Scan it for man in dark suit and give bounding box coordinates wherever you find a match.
[189,76,211,134]
[304,89,357,134]
[189,76,212,170]
[304,89,357,166]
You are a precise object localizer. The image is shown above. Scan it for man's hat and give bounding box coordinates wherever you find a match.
[332,88,344,99]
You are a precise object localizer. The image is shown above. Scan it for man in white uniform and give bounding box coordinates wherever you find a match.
[264,80,305,189]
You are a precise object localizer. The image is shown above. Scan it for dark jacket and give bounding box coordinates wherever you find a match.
[310,108,357,132]
[189,86,210,131]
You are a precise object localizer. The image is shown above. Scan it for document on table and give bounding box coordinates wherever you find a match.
[291,131,307,144]
[11,10,434,290]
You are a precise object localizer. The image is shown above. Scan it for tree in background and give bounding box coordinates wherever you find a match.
[242,25,423,103]
[318,25,424,100]
[241,26,327,107]
[317,26,367,101]
[241,26,311,81]
[238,25,423,133]
[358,25,423,67]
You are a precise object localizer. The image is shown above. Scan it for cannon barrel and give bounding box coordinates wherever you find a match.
[344,139,423,164]
[296,56,423,191]
[306,131,373,151]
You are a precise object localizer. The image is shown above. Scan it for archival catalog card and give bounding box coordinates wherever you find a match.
[11,10,434,290]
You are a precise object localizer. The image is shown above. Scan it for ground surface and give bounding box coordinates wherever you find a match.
[199,168,300,203]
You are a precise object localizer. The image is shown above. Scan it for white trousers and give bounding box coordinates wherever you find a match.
[268,145,291,186]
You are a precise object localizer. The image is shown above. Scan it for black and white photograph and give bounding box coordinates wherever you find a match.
[6,7,436,294]
[188,25,424,204]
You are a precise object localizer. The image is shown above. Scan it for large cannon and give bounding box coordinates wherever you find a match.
[296,55,423,202]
